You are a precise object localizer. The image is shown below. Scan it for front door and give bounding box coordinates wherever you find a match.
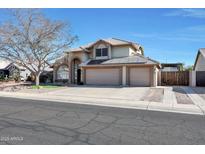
[77,69,81,84]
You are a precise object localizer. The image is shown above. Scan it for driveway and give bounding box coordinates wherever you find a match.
[1,86,205,115]
[40,86,205,115]
[47,86,151,101]
[0,97,205,145]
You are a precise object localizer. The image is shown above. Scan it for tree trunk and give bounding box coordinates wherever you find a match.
[35,73,40,86]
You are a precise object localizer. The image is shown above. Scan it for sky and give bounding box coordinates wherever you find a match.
[1,8,205,66]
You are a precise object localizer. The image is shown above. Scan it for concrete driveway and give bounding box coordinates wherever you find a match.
[0,86,205,115]
[48,86,151,101]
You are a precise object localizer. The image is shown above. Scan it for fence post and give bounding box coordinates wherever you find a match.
[158,70,161,86]
[189,71,196,87]
[152,66,157,87]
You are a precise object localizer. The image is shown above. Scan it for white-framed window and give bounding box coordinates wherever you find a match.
[57,65,69,80]
[95,48,108,59]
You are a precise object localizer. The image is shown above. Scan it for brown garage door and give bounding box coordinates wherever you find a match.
[129,67,151,86]
[85,68,121,85]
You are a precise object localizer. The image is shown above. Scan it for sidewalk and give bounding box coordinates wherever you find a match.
[0,89,203,116]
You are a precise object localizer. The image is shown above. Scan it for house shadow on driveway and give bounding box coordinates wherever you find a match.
[171,86,205,95]
[172,87,194,105]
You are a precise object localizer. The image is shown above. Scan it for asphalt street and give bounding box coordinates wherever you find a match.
[0,96,205,144]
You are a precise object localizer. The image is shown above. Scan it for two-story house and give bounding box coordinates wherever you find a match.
[52,38,160,87]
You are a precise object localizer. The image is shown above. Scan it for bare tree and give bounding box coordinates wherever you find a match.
[0,9,77,85]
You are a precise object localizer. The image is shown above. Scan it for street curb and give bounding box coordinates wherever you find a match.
[0,92,203,116]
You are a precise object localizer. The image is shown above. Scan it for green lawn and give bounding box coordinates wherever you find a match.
[31,85,61,89]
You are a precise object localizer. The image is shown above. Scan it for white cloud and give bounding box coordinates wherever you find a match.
[165,9,205,18]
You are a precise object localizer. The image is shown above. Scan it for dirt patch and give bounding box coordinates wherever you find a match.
[140,88,164,102]
[173,87,193,104]
[0,83,31,92]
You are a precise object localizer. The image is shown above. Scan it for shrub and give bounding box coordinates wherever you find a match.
[0,75,5,81]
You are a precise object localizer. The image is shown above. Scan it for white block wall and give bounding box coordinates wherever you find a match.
[189,71,196,87]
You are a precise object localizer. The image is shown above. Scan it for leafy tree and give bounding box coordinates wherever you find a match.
[184,65,193,71]
[139,46,144,55]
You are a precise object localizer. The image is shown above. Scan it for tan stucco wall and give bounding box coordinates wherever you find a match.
[111,46,130,58]
[53,51,90,83]
[68,52,88,63]
[129,47,136,56]
[88,43,140,59]
[195,54,205,71]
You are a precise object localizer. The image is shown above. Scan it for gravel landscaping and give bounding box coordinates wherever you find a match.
[0,83,31,92]
[0,83,65,93]
[140,88,164,102]
[18,86,65,94]
[173,87,193,105]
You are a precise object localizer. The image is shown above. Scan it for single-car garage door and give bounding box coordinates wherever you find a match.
[129,67,151,86]
[196,71,205,86]
[85,68,121,85]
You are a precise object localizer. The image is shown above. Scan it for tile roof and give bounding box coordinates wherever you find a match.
[86,54,159,66]
[87,59,108,65]
[0,60,11,69]
[67,38,141,52]
[0,60,52,71]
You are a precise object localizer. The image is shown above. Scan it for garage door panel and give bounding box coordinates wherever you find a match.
[129,67,150,86]
[196,71,205,86]
[86,68,120,85]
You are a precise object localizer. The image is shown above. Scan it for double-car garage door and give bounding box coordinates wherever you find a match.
[85,68,121,86]
[85,66,151,86]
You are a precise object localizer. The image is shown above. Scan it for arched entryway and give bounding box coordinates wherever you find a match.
[71,58,81,84]
[56,64,69,82]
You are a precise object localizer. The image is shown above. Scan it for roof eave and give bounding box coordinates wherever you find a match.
[193,50,201,70]
[82,63,159,68]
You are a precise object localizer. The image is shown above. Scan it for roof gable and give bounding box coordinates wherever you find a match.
[67,38,141,53]
[194,48,205,70]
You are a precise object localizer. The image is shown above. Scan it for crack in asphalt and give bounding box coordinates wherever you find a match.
[0,97,205,144]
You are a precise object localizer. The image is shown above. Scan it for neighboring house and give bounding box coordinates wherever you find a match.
[193,48,205,86]
[39,68,53,83]
[53,38,160,87]
[194,48,205,71]
[0,60,30,80]
[161,63,183,72]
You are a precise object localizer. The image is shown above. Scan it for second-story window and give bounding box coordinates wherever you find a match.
[95,48,108,57]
